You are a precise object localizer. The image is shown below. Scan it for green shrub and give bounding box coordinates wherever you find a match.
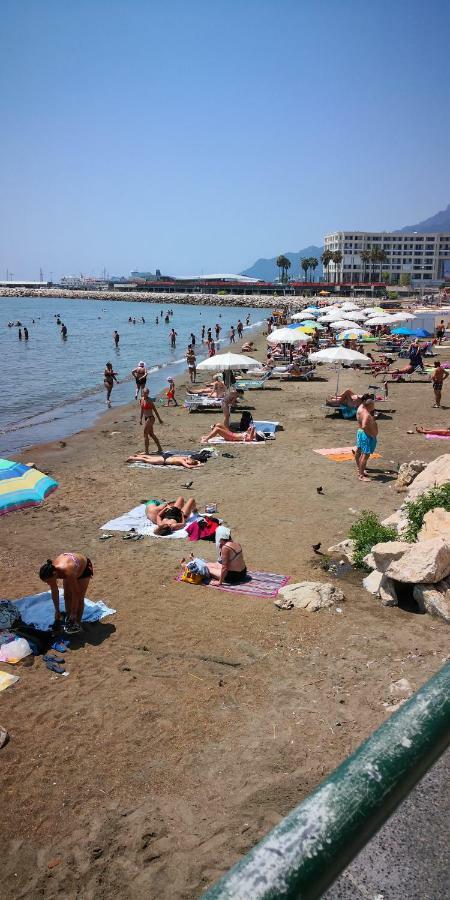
[349,511,398,569]
[403,484,450,543]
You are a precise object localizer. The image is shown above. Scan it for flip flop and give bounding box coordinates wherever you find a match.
[51,640,70,653]
[99,533,114,541]
[43,656,66,674]
[222,452,235,459]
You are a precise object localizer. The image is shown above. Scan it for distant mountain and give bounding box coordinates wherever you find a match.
[395,203,450,234]
[240,245,323,282]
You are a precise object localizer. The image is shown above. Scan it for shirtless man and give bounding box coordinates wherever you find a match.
[354,395,378,481]
[39,552,93,634]
[431,360,448,408]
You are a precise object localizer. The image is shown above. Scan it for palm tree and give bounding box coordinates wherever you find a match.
[301,257,309,282]
[360,249,371,283]
[321,249,333,283]
[276,255,291,284]
[332,250,343,283]
[377,249,388,283]
[309,257,319,282]
[369,247,380,283]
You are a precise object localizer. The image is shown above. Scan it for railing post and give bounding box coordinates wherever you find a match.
[202,662,450,900]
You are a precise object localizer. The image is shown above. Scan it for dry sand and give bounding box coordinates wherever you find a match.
[1,337,449,899]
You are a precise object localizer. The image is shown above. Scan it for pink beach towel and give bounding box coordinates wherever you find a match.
[177,570,289,598]
[425,433,450,440]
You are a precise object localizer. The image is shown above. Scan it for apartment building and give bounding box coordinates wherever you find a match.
[323,231,450,285]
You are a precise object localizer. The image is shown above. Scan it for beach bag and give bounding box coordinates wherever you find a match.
[181,557,209,584]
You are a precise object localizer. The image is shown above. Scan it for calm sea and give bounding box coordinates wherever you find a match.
[0,295,268,454]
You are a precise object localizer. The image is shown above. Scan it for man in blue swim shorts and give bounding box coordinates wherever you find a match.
[355,395,378,481]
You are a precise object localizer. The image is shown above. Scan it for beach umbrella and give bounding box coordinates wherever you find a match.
[362,306,384,315]
[340,310,367,321]
[392,327,432,338]
[267,327,312,344]
[340,302,359,312]
[329,320,362,330]
[319,290,330,296]
[389,312,417,322]
[291,310,317,320]
[0,459,58,517]
[308,346,370,393]
[294,319,321,327]
[337,330,371,341]
[197,352,263,371]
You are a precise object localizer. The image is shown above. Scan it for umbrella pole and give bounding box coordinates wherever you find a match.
[336,364,340,396]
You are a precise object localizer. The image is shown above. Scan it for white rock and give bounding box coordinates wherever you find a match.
[396,459,426,490]
[275,581,345,612]
[386,537,450,584]
[406,454,450,501]
[418,507,450,543]
[363,570,383,595]
[327,539,355,563]
[363,552,376,569]
[389,678,412,698]
[379,575,398,607]
[371,541,410,573]
[381,510,403,528]
[413,580,450,624]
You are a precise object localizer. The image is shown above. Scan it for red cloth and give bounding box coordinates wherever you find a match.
[186,517,219,542]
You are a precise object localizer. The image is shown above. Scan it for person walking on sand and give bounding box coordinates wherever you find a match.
[39,552,94,635]
[436,320,446,345]
[229,325,235,343]
[113,330,120,347]
[354,395,378,482]
[104,362,118,406]
[170,328,177,349]
[140,388,163,453]
[186,346,197,383]
[166,377,178,406]
[132,361,148,399]
[431,360,448,408]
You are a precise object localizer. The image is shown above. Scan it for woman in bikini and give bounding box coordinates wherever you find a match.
[126,453,204,469]
[206,526,247,585]
[103,362,118,406]
[39,552,93,634]
[132,361,148,399]
[201,423,259,443]
[146,496,197,535]
[416,426,450,435]
[139,388,163,453]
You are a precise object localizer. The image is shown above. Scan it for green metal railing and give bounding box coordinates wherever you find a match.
[203,661,450,900]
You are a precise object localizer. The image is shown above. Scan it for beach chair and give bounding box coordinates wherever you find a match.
[280,365,316,381]
[234,372,271,390]
[184,394,240,413]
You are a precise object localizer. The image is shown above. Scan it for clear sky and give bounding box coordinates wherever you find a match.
[1,0,449,279]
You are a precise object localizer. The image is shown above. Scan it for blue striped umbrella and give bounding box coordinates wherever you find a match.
[0,458,58,516]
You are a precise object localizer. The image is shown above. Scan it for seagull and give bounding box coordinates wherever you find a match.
[312,542,322,553]
[316,486,324,495]
[182,481,193,489]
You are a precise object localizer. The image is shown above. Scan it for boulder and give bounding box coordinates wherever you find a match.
[406,454,450,501]
[363,570,383,595]
[379,575,398,607]
[371,541,410,573]
[275,581,344,611]
[327,539,355,563]
[418,507,450,543]
[362,551,376,570]
[386,537,450,584]
[396,459,426,490]
[413,580,450,624]
[381,510,408,535]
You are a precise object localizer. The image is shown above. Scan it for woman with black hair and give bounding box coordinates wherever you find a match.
[39,552,93,634]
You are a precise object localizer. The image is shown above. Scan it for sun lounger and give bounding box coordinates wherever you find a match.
[184,395,239,413]
[280,367,315,381]
[234,372,271,390]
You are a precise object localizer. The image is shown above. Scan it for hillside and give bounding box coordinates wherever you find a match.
[240,246,323,282]
[395,203,450,234]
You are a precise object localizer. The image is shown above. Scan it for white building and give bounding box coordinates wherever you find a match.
[323,231,450,285]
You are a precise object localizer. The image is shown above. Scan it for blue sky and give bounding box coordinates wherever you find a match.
[1,0,449,278]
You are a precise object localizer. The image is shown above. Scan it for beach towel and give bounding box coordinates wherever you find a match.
[314,446,382,462]
[253,421,280,434]
[425,433,450,440]
[128,462,187,470]
[101,504,201,538]
[206,438,269,445]
[8,590,115,631]
[177,570,289,598]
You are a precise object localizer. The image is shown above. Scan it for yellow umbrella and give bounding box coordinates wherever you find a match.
[319,290,330,296]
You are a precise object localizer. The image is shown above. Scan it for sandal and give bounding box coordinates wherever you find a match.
[64,622,83,635]
[43,655,66,674]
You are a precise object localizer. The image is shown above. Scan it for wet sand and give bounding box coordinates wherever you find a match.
[1,337,449,899]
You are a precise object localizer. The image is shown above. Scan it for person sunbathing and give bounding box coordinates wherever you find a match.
[146,496,197,535]
[327,389,366,408]
[201,423,261,443]
[187,376,226,398]
[241,341,255,352]
[415,426,450,435]
[127,453,205,468]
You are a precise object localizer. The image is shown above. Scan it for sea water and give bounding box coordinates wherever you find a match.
[0,295,268,453]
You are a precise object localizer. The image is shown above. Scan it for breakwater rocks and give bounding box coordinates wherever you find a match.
[0,287,305,310]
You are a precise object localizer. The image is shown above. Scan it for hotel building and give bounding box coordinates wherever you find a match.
[323,231,450,285]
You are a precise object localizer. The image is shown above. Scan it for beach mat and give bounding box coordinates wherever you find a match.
[128,462,186,470]
[177,570,289,598]
[425,433,450,440]
[314,446,381,462]
[206,438,269,445]
[9,590,115,631]
[102,504,200,538]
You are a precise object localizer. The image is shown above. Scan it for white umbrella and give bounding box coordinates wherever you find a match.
[291,310,317,320]
[340,302,359,312]
[389,312,417,322]
[267,327,312,344]
[365,315,394,326]
[308,346,370,392]
[329,320,362,330]
[340,310,367,322]
[197,352,263,371]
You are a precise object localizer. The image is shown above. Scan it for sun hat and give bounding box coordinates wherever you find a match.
[139,361,145,367]
[215,525,231,546]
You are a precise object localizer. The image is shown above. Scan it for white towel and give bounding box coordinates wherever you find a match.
[101,505,200,539]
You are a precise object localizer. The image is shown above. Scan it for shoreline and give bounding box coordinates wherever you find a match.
[0,286,302,309]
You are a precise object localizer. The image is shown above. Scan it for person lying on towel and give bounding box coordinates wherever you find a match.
[201,423,265,443]
[146,496,197,535]
[127,453,205,468]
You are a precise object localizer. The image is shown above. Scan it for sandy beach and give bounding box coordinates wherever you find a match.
[1,334,449,899]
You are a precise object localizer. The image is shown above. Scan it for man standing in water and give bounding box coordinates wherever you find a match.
[170,328,177,349]
[61,323,68,338]
[113,330,120,347]
[229,325,235,343]
[24,326,29,340]
[354,395,378,482]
